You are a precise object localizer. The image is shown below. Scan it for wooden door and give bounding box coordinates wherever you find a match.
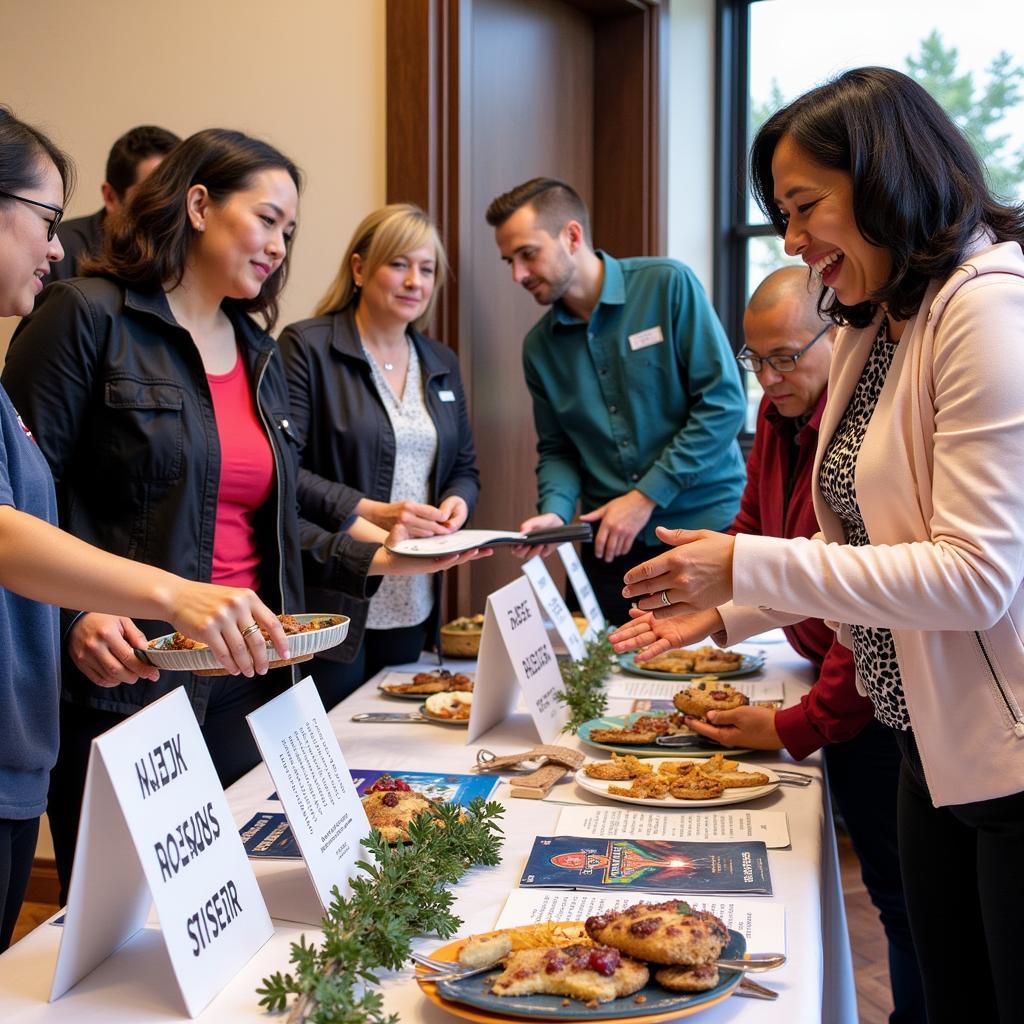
[387,0,665,616]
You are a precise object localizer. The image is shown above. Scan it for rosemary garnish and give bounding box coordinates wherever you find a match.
[556,627,616,733]
[257,798,505,1023]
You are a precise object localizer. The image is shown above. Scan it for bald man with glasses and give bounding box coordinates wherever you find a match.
[613,265,925,1023]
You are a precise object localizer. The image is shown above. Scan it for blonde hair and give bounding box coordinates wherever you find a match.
[315,203,448,330]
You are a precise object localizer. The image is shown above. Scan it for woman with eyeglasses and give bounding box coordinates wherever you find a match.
[278,204,480,707]
[612,68,1024,1022]
[0,108,296,950]
[2,130,484,905]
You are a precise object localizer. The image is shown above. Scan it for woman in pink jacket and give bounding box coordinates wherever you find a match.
[613,67,1024,1023]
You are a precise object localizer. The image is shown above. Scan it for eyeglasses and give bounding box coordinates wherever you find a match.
[0,189,64,241]
[736,323,831,373]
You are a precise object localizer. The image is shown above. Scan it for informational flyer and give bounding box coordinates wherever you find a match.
[241,770,499,860]
[246,677,371,911]
[555,805,790,848]
[51,687,272,1017]
[519,836,773,895]
[494,889,787,952]
[607,674,784,702]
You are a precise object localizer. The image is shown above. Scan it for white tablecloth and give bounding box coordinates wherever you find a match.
[0,643,858,1023]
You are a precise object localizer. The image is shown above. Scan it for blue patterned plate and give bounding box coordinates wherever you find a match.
[419,928,745,1022]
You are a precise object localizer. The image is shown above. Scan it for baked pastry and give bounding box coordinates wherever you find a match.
[361,789,436,843]
[654,963,721,992]
[672,681,749,718]
[458,932,512,968]
[424,691,472,720]
[490,944,648,1004]
[382,669,473,695]
[585,900,730,966]
[154,613,341,650]
[667,774,726,800]
[589,713,693,746]
[583,755,652,781]
[608,774,673,799]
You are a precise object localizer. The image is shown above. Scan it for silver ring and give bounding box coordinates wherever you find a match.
[659,590,672,607]
[241,622,262,639]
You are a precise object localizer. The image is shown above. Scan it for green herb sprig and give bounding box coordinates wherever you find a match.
[257,798,504,1023]
[556,627,617,733]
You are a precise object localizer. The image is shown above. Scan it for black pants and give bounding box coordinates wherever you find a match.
[826,720,925,1024]
[48,669,290,903]
[310,619,431,711]
[0,816,39,952]
[577,540,667,627]
[894,728,1024,1024]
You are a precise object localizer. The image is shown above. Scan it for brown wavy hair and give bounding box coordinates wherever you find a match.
[84,128,301,330]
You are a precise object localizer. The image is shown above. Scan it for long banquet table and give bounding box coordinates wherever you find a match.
[0,639,858,1023]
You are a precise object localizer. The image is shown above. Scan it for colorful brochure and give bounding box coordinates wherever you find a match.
[243,769,499,858]
[519,835,772,895]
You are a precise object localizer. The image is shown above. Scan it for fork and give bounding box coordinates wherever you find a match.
[412,949,785,978]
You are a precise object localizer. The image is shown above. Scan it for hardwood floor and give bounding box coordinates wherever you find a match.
[838,829,894,1024]
[11,833,895,1020]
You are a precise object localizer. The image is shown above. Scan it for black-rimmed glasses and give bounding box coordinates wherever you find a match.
[0,189,64,241]
[736,323,831,373]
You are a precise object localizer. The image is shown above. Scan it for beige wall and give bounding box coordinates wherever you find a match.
[1,0,386,860]
[0,0,387,356]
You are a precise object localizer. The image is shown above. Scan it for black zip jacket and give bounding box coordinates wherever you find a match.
[278,306,480,661]
[3,278,379,720]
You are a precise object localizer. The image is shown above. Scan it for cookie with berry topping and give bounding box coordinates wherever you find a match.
[585,900,730,965]
[672,681,748,718]
[654,963,721,992]
[489,944,649,1003]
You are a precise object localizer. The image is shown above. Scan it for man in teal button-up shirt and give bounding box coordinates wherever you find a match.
[486,178,746,622]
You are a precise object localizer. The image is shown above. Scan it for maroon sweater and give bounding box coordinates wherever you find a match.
[728,394,874,760]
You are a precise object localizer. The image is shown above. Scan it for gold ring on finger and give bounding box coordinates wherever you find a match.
[241,622,262,639]
[659,590,672,607]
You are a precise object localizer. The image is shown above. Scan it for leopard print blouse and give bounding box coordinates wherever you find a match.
[818,319,910,730]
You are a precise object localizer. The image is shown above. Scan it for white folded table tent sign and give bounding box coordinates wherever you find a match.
[521,554,588,661]
[557,541,606,637]
[246,676,372,922]
[50,687,273,1018]
[469,575,570,744]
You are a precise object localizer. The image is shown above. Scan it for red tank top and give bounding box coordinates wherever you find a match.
[207,352,275,590]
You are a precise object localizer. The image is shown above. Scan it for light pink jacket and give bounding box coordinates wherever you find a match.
[729,237,1024,807]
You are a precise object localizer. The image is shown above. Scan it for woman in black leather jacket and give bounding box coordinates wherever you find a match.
[2,132,448,899]
[279,204,480,706]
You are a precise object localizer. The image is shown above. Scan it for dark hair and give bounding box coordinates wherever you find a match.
[750,67,1024,327]
[86,128,301,330]
[105,125,180,198]
[0,105,75,209]
[485,176,591,243]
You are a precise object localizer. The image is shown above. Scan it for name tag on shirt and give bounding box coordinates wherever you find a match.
[628,325,664,351]
[438,390,456,402]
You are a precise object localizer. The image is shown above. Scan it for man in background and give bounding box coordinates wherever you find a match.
[486,177,745,624]
[44,124,179,285]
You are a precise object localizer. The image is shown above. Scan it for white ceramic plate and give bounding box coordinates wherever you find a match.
[575,757,779,808]
[138,613,349,672]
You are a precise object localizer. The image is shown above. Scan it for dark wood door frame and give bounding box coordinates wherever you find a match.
[386,0,666,616]
[386,0,665,347]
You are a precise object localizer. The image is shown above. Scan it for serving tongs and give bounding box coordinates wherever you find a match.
[351,711,428,724]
